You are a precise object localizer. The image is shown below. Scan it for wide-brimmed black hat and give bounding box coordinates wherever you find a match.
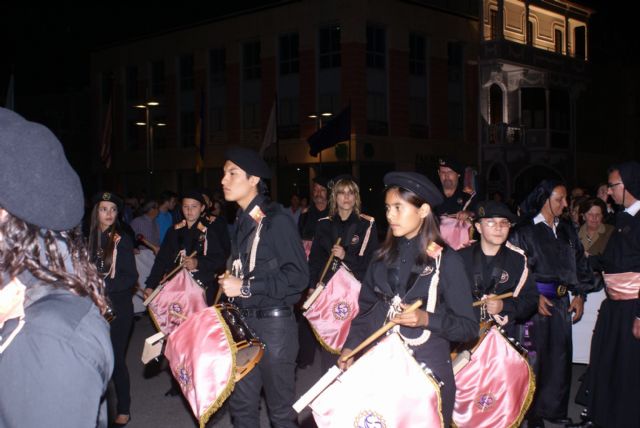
[474,200,518,223]
[313,175,330,189]
[224,146,272,179]
[384,172,444,207]
[92,191,124,211]
[0,108,84,231]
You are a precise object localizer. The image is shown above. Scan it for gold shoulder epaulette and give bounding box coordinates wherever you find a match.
[207,215,217,223]
[174,220,187,229]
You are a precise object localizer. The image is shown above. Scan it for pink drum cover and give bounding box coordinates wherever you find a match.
[302,240,313,260]
[439,216,472,250]
[148,268,207,335]
[453,327,535,428]
[304,266,361,354]
[165,306,236,428]
[310,333,443,428]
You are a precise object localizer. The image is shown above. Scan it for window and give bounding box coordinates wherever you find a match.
[126,66,138,100]
[366,25,385,69]
[521,88,546,129]
[574,26,586,59]
[180,111,196,147]
[151,60,165,97]
[490,9,499,40]
[243,41,261,80]
[554,29,563,54]
[278,97,299,138]
[367,92,388,135]
[319,25,341,69]
[279,33,299,75]
[209,48,226,86]
[409,97,428,138]
[447,42,464,138]
[180,55,194,92]
[242,102,259,129]
[409,33,426,75]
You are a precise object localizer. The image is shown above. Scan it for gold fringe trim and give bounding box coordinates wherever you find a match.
[308,321,342,355]
[508,357,536,428]
[198,306,238,428]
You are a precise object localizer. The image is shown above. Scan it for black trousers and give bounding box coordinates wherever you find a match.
[229,312,299,428]
[296,310,317,367]
[528,295,572,420]
[108,291,134,415]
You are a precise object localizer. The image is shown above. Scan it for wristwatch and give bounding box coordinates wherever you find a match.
[240,277,252,298]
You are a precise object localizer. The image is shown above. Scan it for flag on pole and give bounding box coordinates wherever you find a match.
[259,98,278,157]
[195,90,206,173]
[307,105,351,157]
[100,95,113,169]
[4,74,14,110]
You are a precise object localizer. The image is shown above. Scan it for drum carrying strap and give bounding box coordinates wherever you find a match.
[472,244,508,323]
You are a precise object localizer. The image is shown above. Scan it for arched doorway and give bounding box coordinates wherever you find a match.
[489,83,503,125]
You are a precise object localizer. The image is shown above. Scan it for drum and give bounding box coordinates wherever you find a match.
[452,324,534,428]
[309,333,443,427]
[216,303,265,381]
[439,215,473,250]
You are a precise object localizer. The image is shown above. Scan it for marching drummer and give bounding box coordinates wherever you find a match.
[218,147,308,428]
[339,172,477,427]
[458,201,538,332]
[144,190,227,303]
[434,157,476,220]
[307,175,378,369]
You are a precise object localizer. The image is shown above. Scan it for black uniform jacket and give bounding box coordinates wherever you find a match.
[459,241,539,323]
[231,195,309,309]
[146,216,226,290]
[299,204,329,240]
[591,210,640,317]
[100,231,138,295]
[509,217,594,297]
[345,238,477,367]
[435,188,477,216]
[308,212,378,288]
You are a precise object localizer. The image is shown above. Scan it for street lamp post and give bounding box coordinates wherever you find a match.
[135,101,164,193]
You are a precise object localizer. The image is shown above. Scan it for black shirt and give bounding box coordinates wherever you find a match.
[231,195,309,309]
[98,231,138,295]
[146,216,226,290]
[435,188,477,217]
[299,204,329,240]
[308,212,378,288]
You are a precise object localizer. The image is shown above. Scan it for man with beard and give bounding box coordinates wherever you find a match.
[298,176,330,240]
[434,158,476,220]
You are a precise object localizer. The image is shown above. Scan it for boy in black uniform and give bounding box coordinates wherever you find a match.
[510,180,593,427]
[219,147,309,428]
[307,175,378,369]
[459,201,538,333]
[144,190,227,302]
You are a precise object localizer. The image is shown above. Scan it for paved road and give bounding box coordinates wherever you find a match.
[111,313,586,427]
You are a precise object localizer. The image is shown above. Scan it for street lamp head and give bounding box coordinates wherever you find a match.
[147,101,159,106]
[321,112,333,117]
[155,122,167,127]
[308,113,318,119]
[134,104,147,109]
[135,122,147,126]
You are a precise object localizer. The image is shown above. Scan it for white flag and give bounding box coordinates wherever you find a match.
[259,99,277,157]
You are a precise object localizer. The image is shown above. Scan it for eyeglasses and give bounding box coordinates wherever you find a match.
[482,219,512,229]
[607,182,623,189]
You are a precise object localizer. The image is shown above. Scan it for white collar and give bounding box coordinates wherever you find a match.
[533,212,559,227]
[625,200,640,216]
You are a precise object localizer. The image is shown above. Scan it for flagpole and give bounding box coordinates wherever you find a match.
[275,93,280,198]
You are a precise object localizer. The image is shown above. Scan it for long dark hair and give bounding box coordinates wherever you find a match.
[0,209,109,315]
[376,186,446,266]
[88,202,121,274]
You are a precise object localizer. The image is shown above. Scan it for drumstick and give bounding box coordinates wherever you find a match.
[136,234,160,254]
[340,299,423,363]
[472,292,514,307]
[213,271,229,305]
[143,251,198,306]
[302,238,342,311]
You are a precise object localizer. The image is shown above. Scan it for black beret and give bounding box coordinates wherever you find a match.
[614,161,640,200]
[92,191,124,211]
[384,172,444,207]
[0,108,84,231]
[474,201,518,223]
[437,157,465,175]
[313,175,329,189]
[182,189,206,206]
[224,146,272,179]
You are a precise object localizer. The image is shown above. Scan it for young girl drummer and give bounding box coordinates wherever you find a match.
[339,172,477,426]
